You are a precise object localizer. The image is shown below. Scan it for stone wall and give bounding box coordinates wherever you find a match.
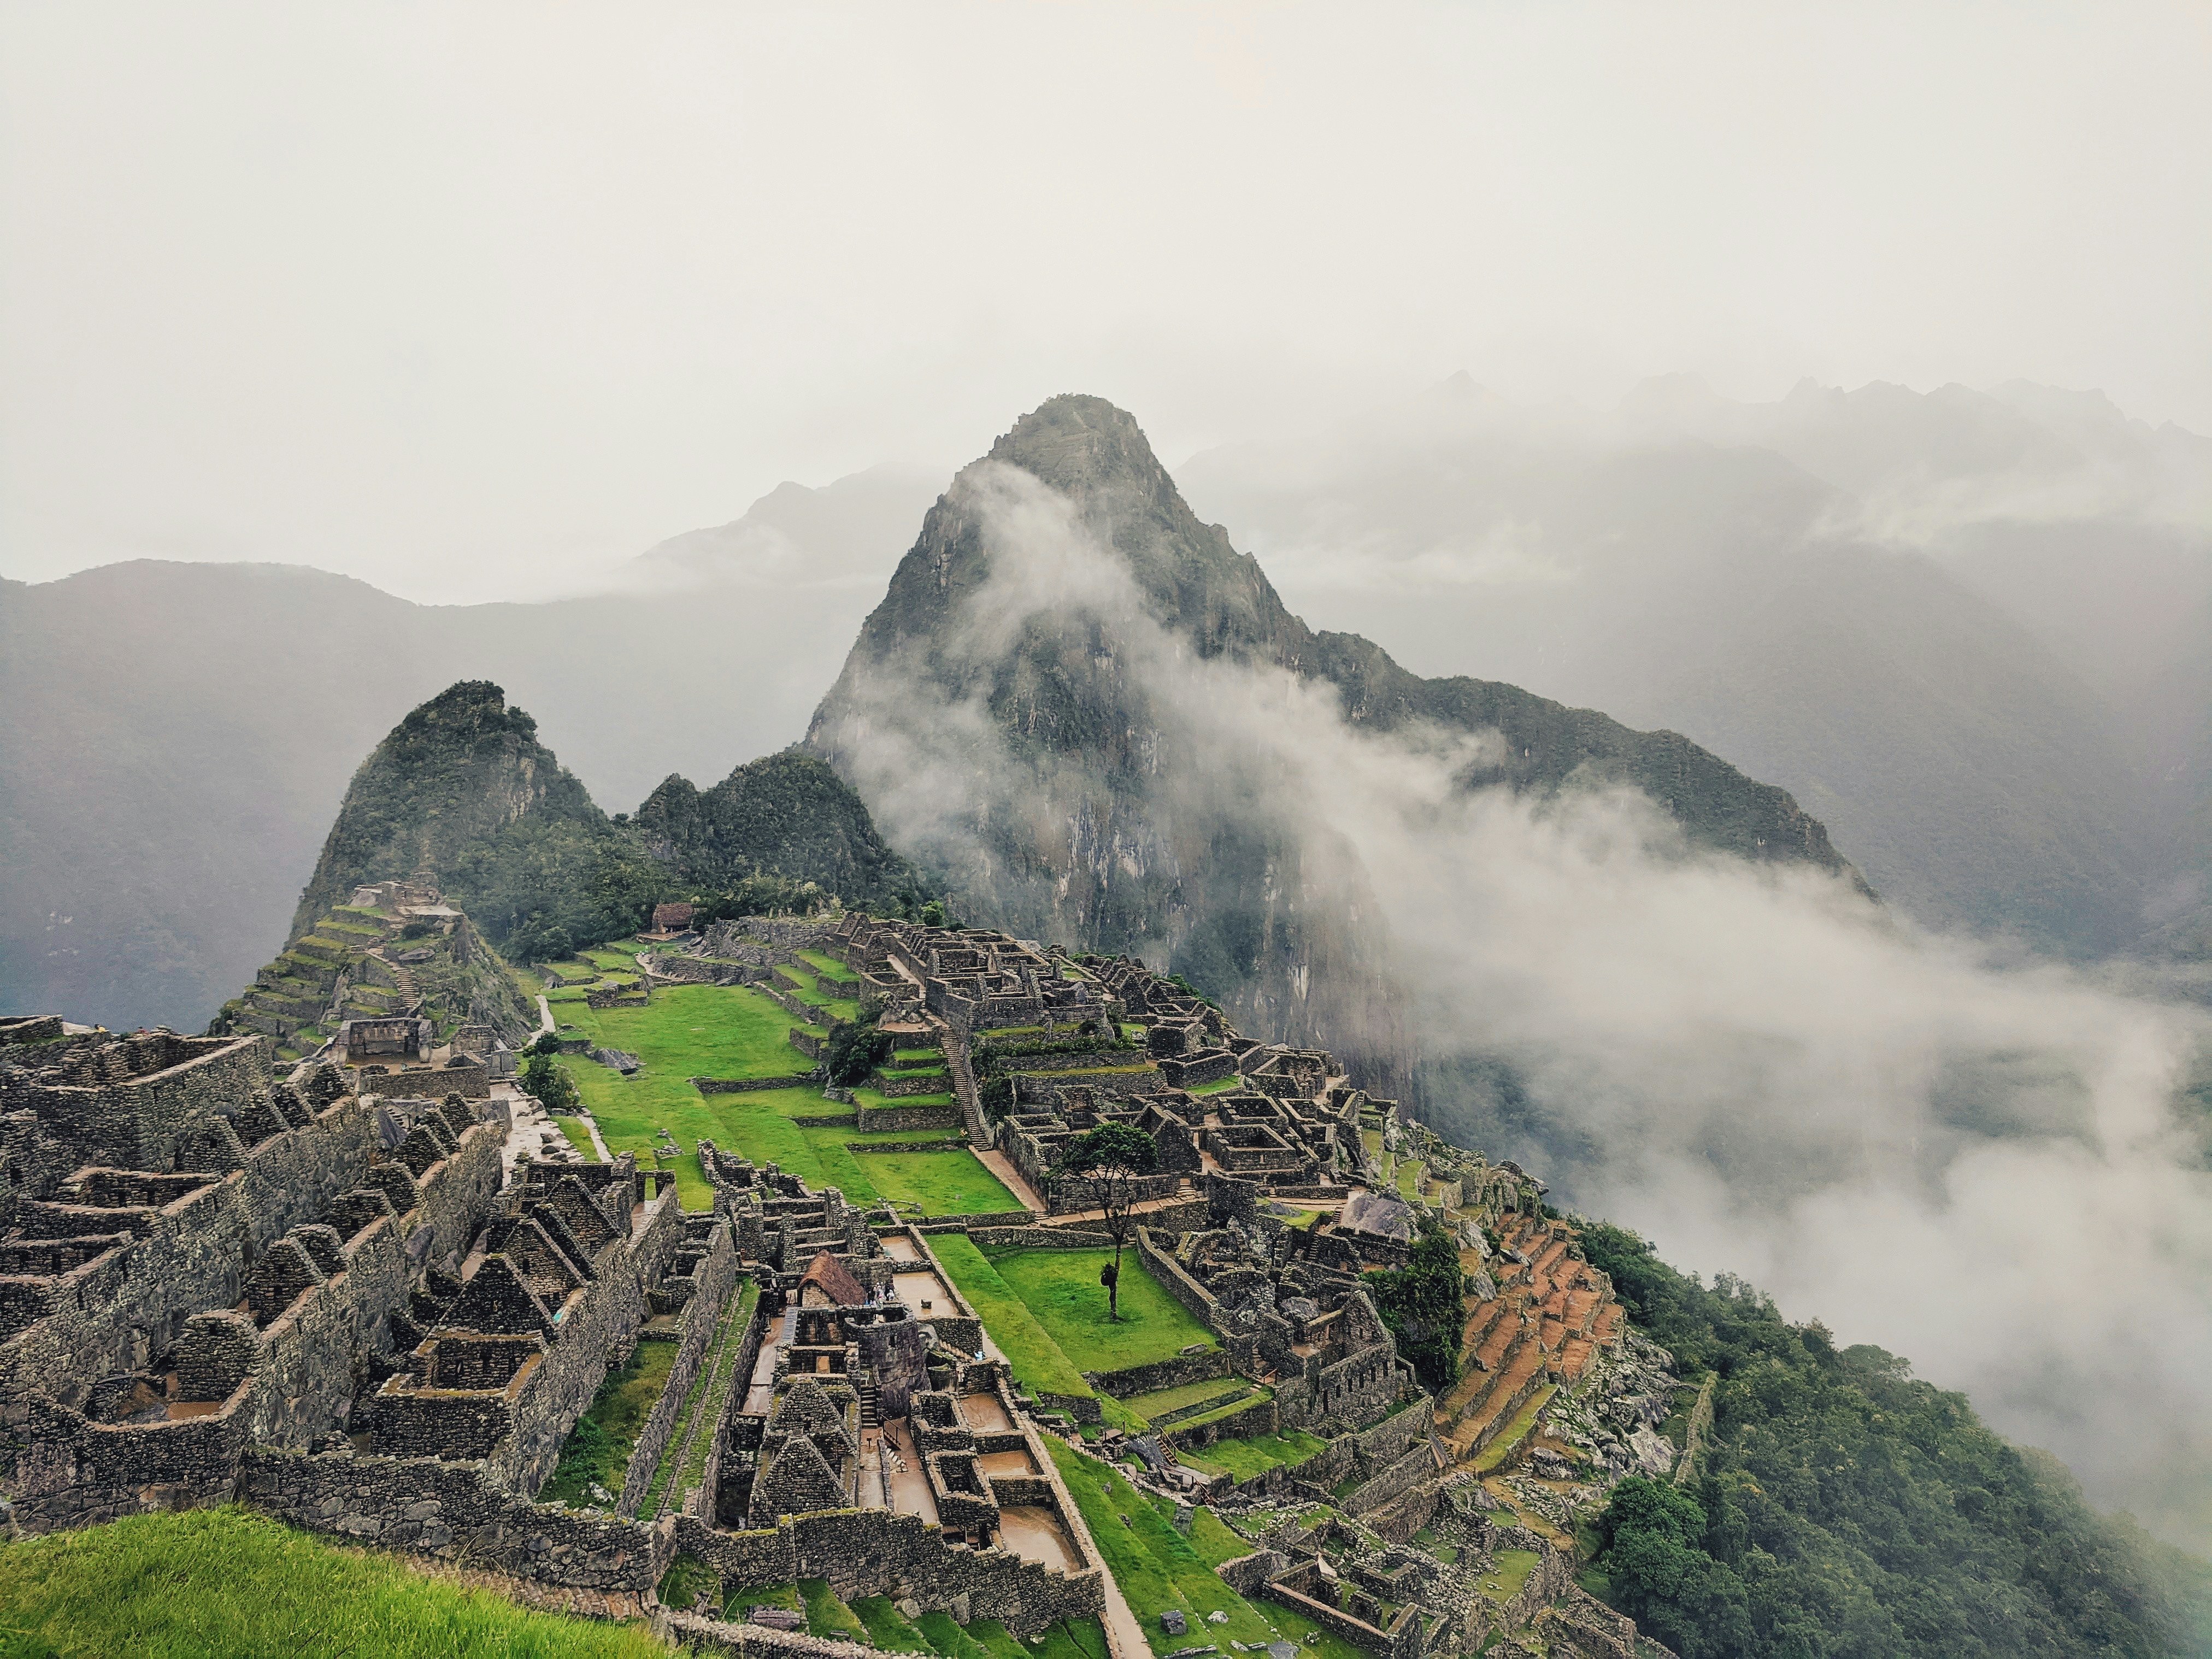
[1086,1350,1228,1398]
[368,1061,490,1100]
[867,1069,955,1098]
[757,986,826,1028]
[1260,1580,1422,1659]
[670,1505,1104,1635]
[620,1225,739,1516]
[967,1227,1114,1253]
[663,1614,931,1659]
[1162,1393,1279,1451]
[693,1075,819,1096]
[1134,1227,1220,1328]
[505,1190,685,1494]
[0,1031,269,1175]
[1340,1438,1439,1517]
[855,1102,963,1133]
[241,1445,672,1590]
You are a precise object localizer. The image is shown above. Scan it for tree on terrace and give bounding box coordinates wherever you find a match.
[519,1049,579,1114]
[1052,1122,1158,1321]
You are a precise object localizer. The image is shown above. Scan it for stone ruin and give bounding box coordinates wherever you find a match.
[3,895,1683,1656]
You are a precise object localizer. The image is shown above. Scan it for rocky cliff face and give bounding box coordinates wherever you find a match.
[288,680,609,944]
[807,395,1858,1090]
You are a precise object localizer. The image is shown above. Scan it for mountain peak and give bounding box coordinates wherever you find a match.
[985,393,1173,498]
[287,680,602,943]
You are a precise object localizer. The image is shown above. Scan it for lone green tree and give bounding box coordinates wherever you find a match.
[519,1049,579,1114]
[1052,1122,1158,1321]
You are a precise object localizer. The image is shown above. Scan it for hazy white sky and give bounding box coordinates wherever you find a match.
[4,1,2208,602]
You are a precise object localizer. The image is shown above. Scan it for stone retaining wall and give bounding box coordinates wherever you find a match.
[1341,1438,1438,1516]
[1032,1390,1103,1424]
[1162,1393,1279,1450]
[668,1507,1103,1634]
[241,1446,671,1590]
[1086,1350,1228,1398]
[692,1074,818,1096]
[968,1226,1114,1252]
[618,1226,739,1516]
[855,1102,963,1133]
[847,1139,968,1154]
[868,1068,955,1097]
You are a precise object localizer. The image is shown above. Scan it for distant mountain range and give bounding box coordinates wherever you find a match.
[6,377,2207,1032]
[0,476,932,1031]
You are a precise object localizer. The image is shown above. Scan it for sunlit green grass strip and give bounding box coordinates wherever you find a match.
[0,1507,668,1658]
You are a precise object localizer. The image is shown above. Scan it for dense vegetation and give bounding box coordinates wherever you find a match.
[1581,1223,2209,1658]
[1361,1216,1464,1391]
[286,685,936,968]
[288,681,659,962]
[633,750,934,915]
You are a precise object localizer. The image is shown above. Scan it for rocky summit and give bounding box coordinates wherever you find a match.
[808,396,1855,1098]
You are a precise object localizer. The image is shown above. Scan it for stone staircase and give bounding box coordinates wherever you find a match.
[858,1371,881,1429]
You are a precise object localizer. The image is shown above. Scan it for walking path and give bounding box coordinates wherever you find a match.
[975,1147,1046,1212]
[1040,1428,1150,1659]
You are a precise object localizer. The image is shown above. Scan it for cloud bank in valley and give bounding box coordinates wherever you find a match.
[830,460,2212,1549]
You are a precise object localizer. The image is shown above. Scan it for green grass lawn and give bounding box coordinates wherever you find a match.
[1173,1428,1331,1482]
[0,1507,667,1658]
[848,1083,957,1111]
[1480,1549,1542,1604]
[981,1248,1216,1372]
[1185,1073,1245,1096]
[1046,1440,1366,1659]
[552,986,831,1205]
[861,1151,1020,1215]
[801,1578,871,1642]
[929,1235,1096,1397]
[797,949,862,989]
[551,1115,599,1161]
[853,1595,935,1652]
[539,1336,678,1505]
[778,964,863,1022]
[916,1609,999,1659]
[1119,1377,1251,1420]
[548,983,1008,1214]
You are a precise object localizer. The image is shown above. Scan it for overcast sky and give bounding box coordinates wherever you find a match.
[4,2,2208,603]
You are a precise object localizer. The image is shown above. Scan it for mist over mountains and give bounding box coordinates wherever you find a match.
[9,380,2212,1555]
[1181,373,2212,963]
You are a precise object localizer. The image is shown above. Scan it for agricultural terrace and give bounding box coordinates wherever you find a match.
[537,979,1014,1214]
[930,1239,1215,1429]
[721,1575,1107,1659]
[1045,1439,1367,1659]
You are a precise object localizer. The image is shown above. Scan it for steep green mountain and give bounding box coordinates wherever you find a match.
[290,681,659,963]
[1583,1223,2212,1658]
[807,394,1854,1085]
[633,750,932,911]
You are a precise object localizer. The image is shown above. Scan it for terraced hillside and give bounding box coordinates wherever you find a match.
[210,895,531,1062]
